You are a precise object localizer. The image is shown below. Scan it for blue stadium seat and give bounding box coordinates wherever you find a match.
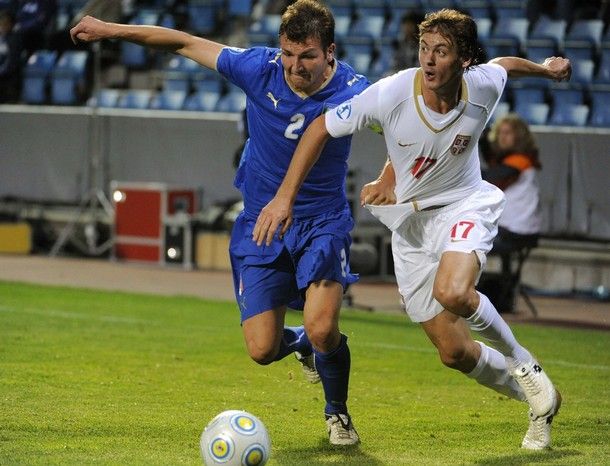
[474,17,493,42]
[118,89,153,109]
[349,15,385,40]
[188,0,219,35]
[511,87,546,107]
[491,0,527,19]
[247,32,274,47]
[162,55,201,92]
[334,15,352,40]
[564,19,604,51]
[528,18,567,50]
[327,0,354,18]
[51,50,89,105]
[548,86,584,107]
[150,90,187,110]
[21,50,58,104]
[514,102,549,125]
[228,0,251,17]
[91,89,121,108]
[588,105,610,127]
[184,90,220,112]
[459,0,492,19]
[215,91,247,113]
[563,45,594,62]
[192,75,223,93]
[354,0,386,18]
[594,50,610,84]
[525,45,556,64]
[370,43,393,77]
[121,10,159,70]
[489,17,529,56]
[570,59,595,86]
[425,0,457,13]
[548,103,589,126]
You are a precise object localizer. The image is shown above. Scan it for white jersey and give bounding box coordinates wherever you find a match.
[326,64,507,210]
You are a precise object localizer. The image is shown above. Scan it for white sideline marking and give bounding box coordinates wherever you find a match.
[359,341,610,371]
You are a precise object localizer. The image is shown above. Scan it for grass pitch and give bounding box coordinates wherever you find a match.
[1,281,609,465]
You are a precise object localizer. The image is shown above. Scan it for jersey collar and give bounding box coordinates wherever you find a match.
[413,68,468,133]
[284,59,338,99]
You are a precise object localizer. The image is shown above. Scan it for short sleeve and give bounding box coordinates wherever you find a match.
[325,83,382,138]
[216,47,269,92]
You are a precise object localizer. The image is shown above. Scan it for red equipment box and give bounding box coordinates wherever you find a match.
[111,181,198,265]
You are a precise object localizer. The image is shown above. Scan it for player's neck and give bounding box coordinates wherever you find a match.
[422,81,462,114]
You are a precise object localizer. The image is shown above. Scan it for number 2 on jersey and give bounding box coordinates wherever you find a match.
[284,113,305,140]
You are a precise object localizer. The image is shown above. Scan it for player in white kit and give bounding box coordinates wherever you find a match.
[252,9,571,450]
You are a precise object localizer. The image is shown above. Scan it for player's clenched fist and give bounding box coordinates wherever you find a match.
[542,56,571,82]
[70,15,112,44]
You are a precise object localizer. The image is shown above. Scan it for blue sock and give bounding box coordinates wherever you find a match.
[314,334,350,415]
[272,326,312,362]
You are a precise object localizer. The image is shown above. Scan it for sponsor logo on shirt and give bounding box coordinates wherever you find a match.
[336,102,352,120]
[266,92,280,109]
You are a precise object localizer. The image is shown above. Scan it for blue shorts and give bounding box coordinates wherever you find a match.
[229,207,358,322]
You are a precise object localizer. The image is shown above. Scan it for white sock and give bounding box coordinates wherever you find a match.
[467,341,526,401]
[467,292,533,363]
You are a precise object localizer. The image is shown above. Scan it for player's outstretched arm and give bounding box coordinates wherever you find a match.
[69,15,224,70]
[252,115,331,246]
[360,158,397,206]
[489,56,571,82]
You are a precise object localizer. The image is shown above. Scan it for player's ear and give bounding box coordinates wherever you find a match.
[461,56,472,69]
[327,43,336,63]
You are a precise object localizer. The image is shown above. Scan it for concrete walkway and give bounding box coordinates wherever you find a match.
[0,254,608,330]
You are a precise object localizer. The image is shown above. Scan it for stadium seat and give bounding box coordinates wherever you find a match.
[192,75,223,93]
[548,103,589,126]
[528,17,567,50]
[51,51,89,105]
[563,45,594,62]
[526,45,556,64]
[459,0,492,19]
[548,86,584,107]
[91,89,121,108]
[21,50,58,104]
[334,15,352,40]
[564,19,604,51]
[514,102,549,125]
[327,0,354,18]
[570,59,595,86]
[215,91,247,113]
[117,89,153,109]
[588,105,610,127]
[489,17,529,56]
[188,0,219,35]
[370,43,393,77]
[150,89,187,111]
[354,0,386,18]
[184,90,220,112]
[491,0,528,19]
[593,50,610,84]
[121,10,159,70]
[162,55,201,92]
[425,0,457,13]
[228,0,251,17]
[474,17,493,42]
[511,87,546,107]
[349,15,385,41]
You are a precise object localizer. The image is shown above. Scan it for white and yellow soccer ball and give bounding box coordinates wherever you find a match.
[200,410,270,466]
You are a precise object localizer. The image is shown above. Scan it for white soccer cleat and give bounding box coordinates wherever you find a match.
[295,351,320,384]
[509,358,557,417]
[325,413,360,446]
[522,390,562,450]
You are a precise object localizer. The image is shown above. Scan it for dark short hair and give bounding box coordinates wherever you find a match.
[418,9,480,67]
[279,0,335,50]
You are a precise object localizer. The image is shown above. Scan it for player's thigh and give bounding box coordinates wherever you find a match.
[433,250,480,312]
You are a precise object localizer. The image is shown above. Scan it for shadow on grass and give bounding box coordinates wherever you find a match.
[475,448,582,465]
[272,437,384,465]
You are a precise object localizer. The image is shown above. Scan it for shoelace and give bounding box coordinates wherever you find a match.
[519,369,542,395]
[330,417,354,440]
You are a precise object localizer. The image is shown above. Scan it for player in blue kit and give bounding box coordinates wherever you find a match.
[70,0,368,445]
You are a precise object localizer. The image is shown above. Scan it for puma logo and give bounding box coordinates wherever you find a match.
[266,92,280,109]
[347,75,359,86]
[268,52,281,66]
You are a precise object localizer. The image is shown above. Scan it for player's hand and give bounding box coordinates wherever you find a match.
[70,15,112,45]
[360,179,396,206]
[543,56,571,82]
[252,196,293,247]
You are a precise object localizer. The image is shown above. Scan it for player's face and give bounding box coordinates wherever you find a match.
[280,34,335,94]
[418,30,469,95]
[496,122,517,150]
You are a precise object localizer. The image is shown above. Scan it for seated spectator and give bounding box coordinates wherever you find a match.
[482,114,542,310]
[390,11,423,73]
[13,0,57,54]
[0,9,22,102]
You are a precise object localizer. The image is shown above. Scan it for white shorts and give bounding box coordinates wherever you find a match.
[391,182,505,323]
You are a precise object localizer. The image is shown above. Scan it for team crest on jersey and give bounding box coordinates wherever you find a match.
[336,102,352,120]
[450,134,471,155]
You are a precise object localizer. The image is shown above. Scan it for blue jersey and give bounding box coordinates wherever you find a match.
[216,47,370,219]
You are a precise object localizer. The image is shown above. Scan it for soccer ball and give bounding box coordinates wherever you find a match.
[200,410,271,466]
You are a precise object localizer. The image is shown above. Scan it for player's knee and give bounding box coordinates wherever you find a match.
[246,343,277,366]
[304,321,338,353]
[433,282,471,312]
[437,343,469,370]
